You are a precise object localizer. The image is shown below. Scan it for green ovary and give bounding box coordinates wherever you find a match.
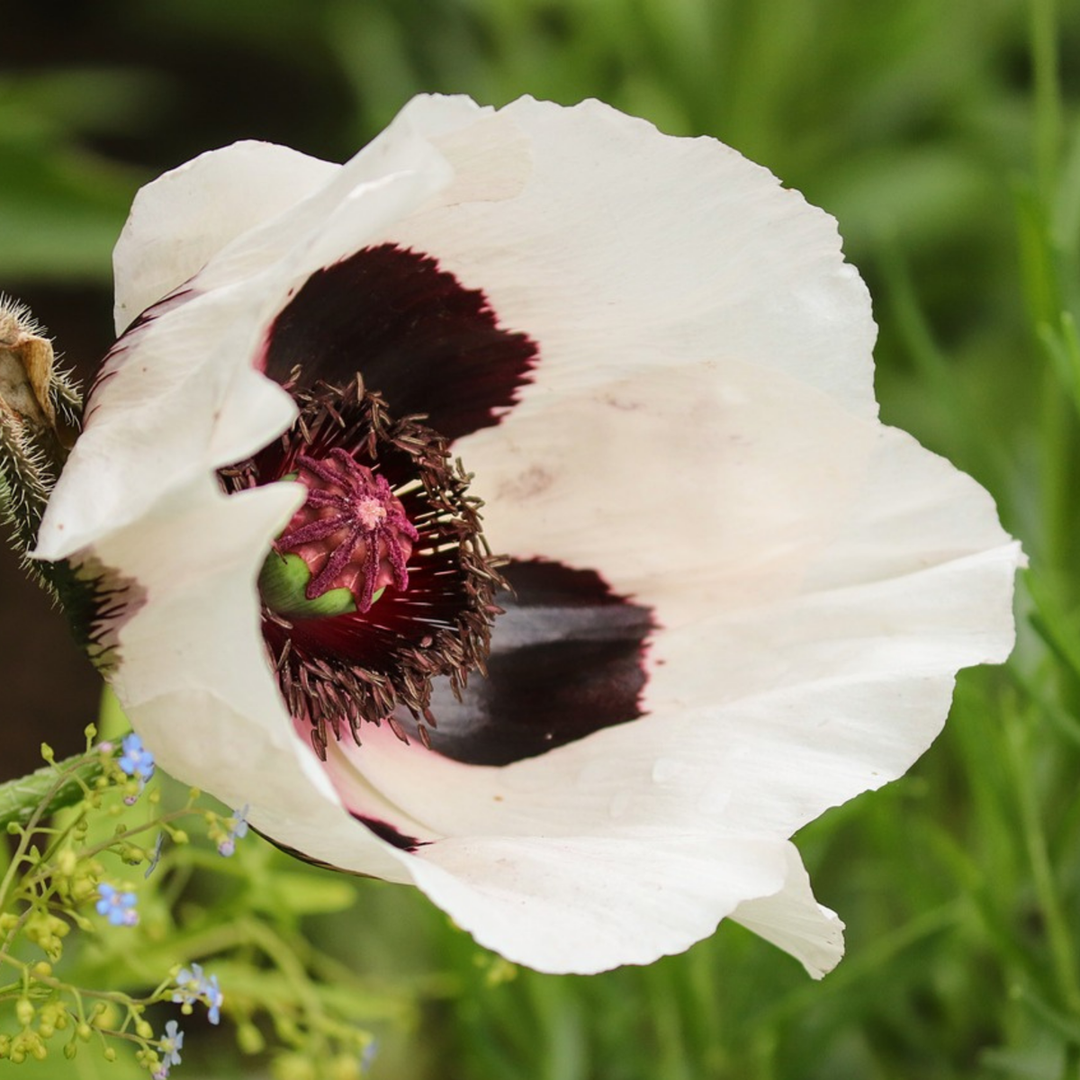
[259,551,383,619]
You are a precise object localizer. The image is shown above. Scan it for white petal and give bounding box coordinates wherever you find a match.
[460,358,878,614]
[311,386,1017,840]
[113,142,339,333]
[730,842,845,979]
[375,97,888,600]
[36,288,298,559]
[636,424,1022,839]
[82,475,797,975]
[39,158,462,561]
[46,96,537,561]
[111,95,500,333]
[389,96,878,423]
[405,831,789,975]
[150,96,512,308]
[87,476,411,884]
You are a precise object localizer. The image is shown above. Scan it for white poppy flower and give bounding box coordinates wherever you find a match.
[35,95,1022,976]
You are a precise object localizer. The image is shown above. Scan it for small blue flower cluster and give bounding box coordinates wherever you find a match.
[217,805,250,857]
[361,1038,379,1074]
[95,883,138,927]
[152,1020,184,1079]
[172,963,223,1025]
[117,732,156,804]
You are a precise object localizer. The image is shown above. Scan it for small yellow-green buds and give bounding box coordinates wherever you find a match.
[24,910,71,961]
[237,1022,266,1055]
[16,997,35,1027]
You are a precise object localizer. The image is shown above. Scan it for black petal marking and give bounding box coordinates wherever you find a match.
[51,554,145,676]
[405,559,655,766]
[88,288,196,422]
[352,814,427,852]
[262,244,537,442]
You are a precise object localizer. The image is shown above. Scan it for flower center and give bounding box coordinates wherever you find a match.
[266,450,418,615]
[221,379,506,759]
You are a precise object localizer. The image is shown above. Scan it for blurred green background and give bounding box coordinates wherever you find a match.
[5,0,1080,1077]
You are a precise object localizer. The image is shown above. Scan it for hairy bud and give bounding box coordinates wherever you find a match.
[0,298,83,588]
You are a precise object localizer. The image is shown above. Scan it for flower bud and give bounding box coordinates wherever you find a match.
[0,299,82,597]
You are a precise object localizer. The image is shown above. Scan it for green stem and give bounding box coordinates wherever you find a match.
[0,746,115,919]
[0,751,106,833]
[1031,0,1062,198]
[1007,708,1080,1015]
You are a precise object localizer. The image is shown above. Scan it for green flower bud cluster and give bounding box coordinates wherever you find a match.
[263,1006,379,1080]
[21,911,70,962]
[0,718,393,1077]
[273,1042,374,1080]
[0,998,77,1063]
[0,728,203,1072]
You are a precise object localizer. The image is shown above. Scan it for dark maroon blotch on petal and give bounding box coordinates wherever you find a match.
[406,559,656,767]
[262,244,537,441]
[352,814,427,852]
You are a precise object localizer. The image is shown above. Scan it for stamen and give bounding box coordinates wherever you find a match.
[222,381,507,758]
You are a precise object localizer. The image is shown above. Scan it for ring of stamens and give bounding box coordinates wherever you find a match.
[221,377,506,759]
